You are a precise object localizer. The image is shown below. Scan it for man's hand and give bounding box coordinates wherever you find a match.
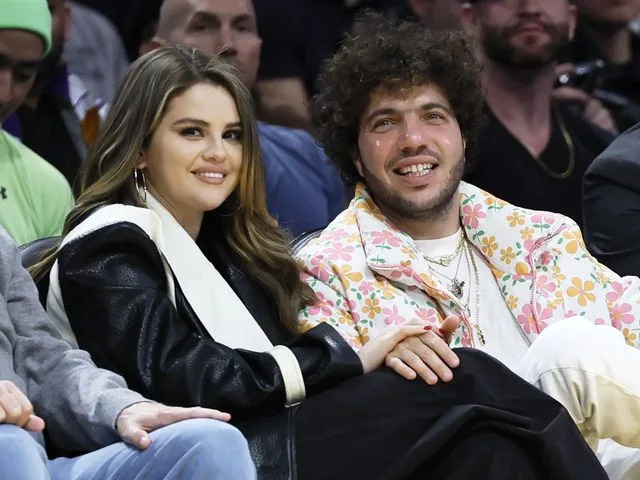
[116,402,232,450]
[385,315,461,385]
[357,325,432,374]
[554,63,618,135]
[0,381,45,432]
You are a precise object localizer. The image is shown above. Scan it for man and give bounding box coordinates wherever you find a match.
[568,0,640,131]
[0,0,73,245]
[64,1,130,105]
[153,0,349,237]
[405,0,464,31]
[3,0,105,185]
[583,122,640,277]
[0,227,255,479]
[460,0,614,228]
[297,13,640,476]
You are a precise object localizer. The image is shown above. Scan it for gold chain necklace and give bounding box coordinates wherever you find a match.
[423,232,465,267]
[463,241,486,346]
[528,107,575,180]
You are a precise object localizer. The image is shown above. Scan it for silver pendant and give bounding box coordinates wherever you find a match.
[449,279,464,299]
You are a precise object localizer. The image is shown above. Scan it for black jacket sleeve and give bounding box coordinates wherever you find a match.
[56,223,362,418]
[583,123,640,277]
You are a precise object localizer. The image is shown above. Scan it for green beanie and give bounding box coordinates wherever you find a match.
[0,0,52,55]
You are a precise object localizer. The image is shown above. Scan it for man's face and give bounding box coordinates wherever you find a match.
[0,30,44,122]
[410,0,463,31]
[575,0,640,29]
[355,84,466,224]
[164,0,261,88]
[472,0,576,68]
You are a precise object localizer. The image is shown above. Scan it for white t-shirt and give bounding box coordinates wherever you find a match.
[415,229,529,368]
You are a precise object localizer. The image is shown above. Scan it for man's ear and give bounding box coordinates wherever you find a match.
[63,3,72,42]
[567,4,578,41]
[460,3,478,33]
[140,36,166,57]
[353,153,364,178]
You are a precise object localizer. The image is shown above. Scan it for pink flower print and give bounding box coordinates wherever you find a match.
[309,257,331,283]
[610,303,634,330]
[606,281,625,304]
[534,303,552,330]
[416,307,437,323]
[539,251,553,265]
[531,213,555,226]
[307,292,335,317]
[383,305,406,325]
[325,242,355,262]
[358,281,375,295]
[517,304,537,334]
[462,204,486,229]
[370,230,402,247]
[346,299,361,324]
[536,275,556,298]
[322,228,348,242]
[594,318,606,325]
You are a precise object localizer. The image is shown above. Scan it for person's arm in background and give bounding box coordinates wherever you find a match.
[583,123,640,277]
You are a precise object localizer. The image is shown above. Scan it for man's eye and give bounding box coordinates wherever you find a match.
[13,69,35,83]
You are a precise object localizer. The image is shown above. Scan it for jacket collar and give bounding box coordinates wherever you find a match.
[352,182,568,281]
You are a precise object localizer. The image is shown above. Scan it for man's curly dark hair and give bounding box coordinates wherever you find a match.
[312,12,485,185]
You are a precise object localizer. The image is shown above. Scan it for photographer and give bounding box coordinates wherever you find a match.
[566,0,640,131]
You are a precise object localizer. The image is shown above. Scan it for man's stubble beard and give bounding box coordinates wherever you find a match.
[361,152,465,225]
[480,20,571,69]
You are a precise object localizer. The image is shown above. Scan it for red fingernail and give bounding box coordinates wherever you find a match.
[424,325,432,331]
[437,328,445,335]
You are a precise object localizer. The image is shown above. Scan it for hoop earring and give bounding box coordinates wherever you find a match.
[134,168,147,204]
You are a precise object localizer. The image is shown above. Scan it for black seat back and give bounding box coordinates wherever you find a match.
[290,228,324,256]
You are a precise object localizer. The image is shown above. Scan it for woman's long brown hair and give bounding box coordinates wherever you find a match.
[31,45,314,332]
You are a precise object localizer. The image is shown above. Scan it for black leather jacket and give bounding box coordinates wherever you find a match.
[54,221,362,479]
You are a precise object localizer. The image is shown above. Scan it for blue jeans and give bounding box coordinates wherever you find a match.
[0,418,256,479]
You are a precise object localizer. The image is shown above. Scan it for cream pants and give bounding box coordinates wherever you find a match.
[515,316,640,479]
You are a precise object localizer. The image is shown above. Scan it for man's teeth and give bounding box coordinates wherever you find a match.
[398,163,433,176]
[196,172,224,178]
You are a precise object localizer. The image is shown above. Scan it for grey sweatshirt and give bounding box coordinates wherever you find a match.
[0,227,144,451]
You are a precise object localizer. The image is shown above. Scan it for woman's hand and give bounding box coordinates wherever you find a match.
[385,315,461,385]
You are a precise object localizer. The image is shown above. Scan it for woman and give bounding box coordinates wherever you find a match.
[33,46,606,480]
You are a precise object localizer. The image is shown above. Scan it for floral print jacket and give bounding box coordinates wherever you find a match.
[297,183,640,350]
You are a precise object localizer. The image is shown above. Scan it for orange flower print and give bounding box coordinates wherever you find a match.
[507,212,525,227]
[499,246,516,264]
[335,264,363,289]
[520,227,534,241]
[481,235,498,257]
[357,326,371,344]
[401,245,418,260]
[462,204,487,229]
[562,230,583,254]
[506,295,518,310]
[362,297,382,319]
[623,328,637,346]
[566,278,596,307]
[551,265,566,283]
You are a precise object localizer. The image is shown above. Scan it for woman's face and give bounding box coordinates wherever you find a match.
[139,82,243,234]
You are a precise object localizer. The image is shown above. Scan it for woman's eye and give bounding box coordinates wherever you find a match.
[224,129,243,140]
[181,127,203,137]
